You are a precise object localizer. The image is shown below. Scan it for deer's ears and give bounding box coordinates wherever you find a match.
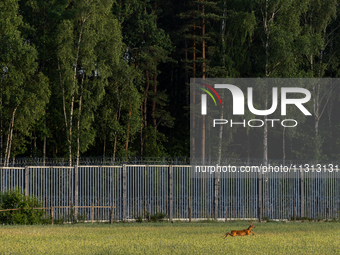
[250,222,252,224]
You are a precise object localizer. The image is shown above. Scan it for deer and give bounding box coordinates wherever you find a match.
[222,222,256,238]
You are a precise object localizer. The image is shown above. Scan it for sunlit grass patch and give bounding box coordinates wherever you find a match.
[0,222,340,254]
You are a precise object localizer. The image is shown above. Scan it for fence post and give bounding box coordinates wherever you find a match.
[300,170,304,218]
[275,195,277,220]
[214,170,219,221]
[71,204,74,223]
[316,196,319,220]
[189,196,192,223]
[143,196,145,219]
[74,165,78,221]
[149,203,151,221]
[234,198,236,219]
[294,196,296,222]
[91,203,94,224]
[258,170,262,222]
[225,206,227,222]
[121,164,127,221]
[51,206,54,225]
[110,206,113,224]
[168,165,173,222]
[45,196,47,215]
[97,197,99,222]
[25,166,29,196]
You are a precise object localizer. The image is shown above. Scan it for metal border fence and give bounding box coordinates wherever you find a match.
[1,165,340,221]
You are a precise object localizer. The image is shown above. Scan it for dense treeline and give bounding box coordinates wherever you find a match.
[1,0,340,165]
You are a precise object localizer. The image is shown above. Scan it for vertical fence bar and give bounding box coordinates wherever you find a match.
[51,206,54,225]
[91,203,94,223]
[121,164,127,221]
[25,166,29,196]
[214,171,219,221]
[225,206,227,222]
[149,203,151,221]
[258,169,262,222]
[168,165,173,221]
[300,170,304,218]
[74,165,78,220]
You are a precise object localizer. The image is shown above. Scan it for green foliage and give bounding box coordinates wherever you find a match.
[135,214,143,223]
[0,0,50,160]
[51,208,86,225]
[3,0,340,161]
[145,211,167,222]
[0,188,45,225]
[262,216,272,222]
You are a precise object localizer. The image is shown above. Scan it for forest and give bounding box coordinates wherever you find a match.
[1,0,340,165]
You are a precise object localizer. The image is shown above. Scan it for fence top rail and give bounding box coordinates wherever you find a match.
[2,165,340,173]
[0,206,116,212]
[28,166,74,169]
[51,206,116,209]
[0,165,190,170]
[79,165,122,168]
[126,164,170,167]
[25,165,193,168]
[0,207,49,212]
[0,167,25,170]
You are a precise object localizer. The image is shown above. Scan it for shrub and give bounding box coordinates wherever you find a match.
[147,211,167,222]
[135,214,143,223]
[0,188,46,225]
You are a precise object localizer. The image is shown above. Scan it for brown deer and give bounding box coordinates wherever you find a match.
[222,222,256,238]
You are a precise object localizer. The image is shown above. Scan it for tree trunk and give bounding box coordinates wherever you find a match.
[0,91,2,165]
[264,0,269,77]
[34,131,37,157]
[218,1,227,166]
[185,37,189,104]
[263,98,268,166]
[142,70,150,156]
[113,112,118,161]
[4,107,17,167]
[191,22,196,161]
[65,24,84,166]
[202,1,206,165]
[327,98,333,153]
[125,103,132,157]
[43,111,46,166]
[283,127,286,165]
[113,134,117,162]
[152,68,157,138]
[76,75,84,166]
[140,104,144,156]
[103,136,106,161]
[58,58,69,157]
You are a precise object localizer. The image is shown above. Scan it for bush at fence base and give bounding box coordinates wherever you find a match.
[146,212,167,222]
[0,188,46,225]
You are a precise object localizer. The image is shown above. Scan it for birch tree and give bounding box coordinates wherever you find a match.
[57,0,122,165]
[0,0,49,166]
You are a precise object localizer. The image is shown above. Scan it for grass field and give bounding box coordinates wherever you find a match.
[1,221,340,254]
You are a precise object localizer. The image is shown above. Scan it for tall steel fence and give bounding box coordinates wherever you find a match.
[1,165,339,221]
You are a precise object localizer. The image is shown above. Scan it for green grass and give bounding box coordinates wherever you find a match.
[1,221,340,254]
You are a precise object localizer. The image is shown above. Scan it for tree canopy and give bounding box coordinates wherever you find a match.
[1,0,340,163]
